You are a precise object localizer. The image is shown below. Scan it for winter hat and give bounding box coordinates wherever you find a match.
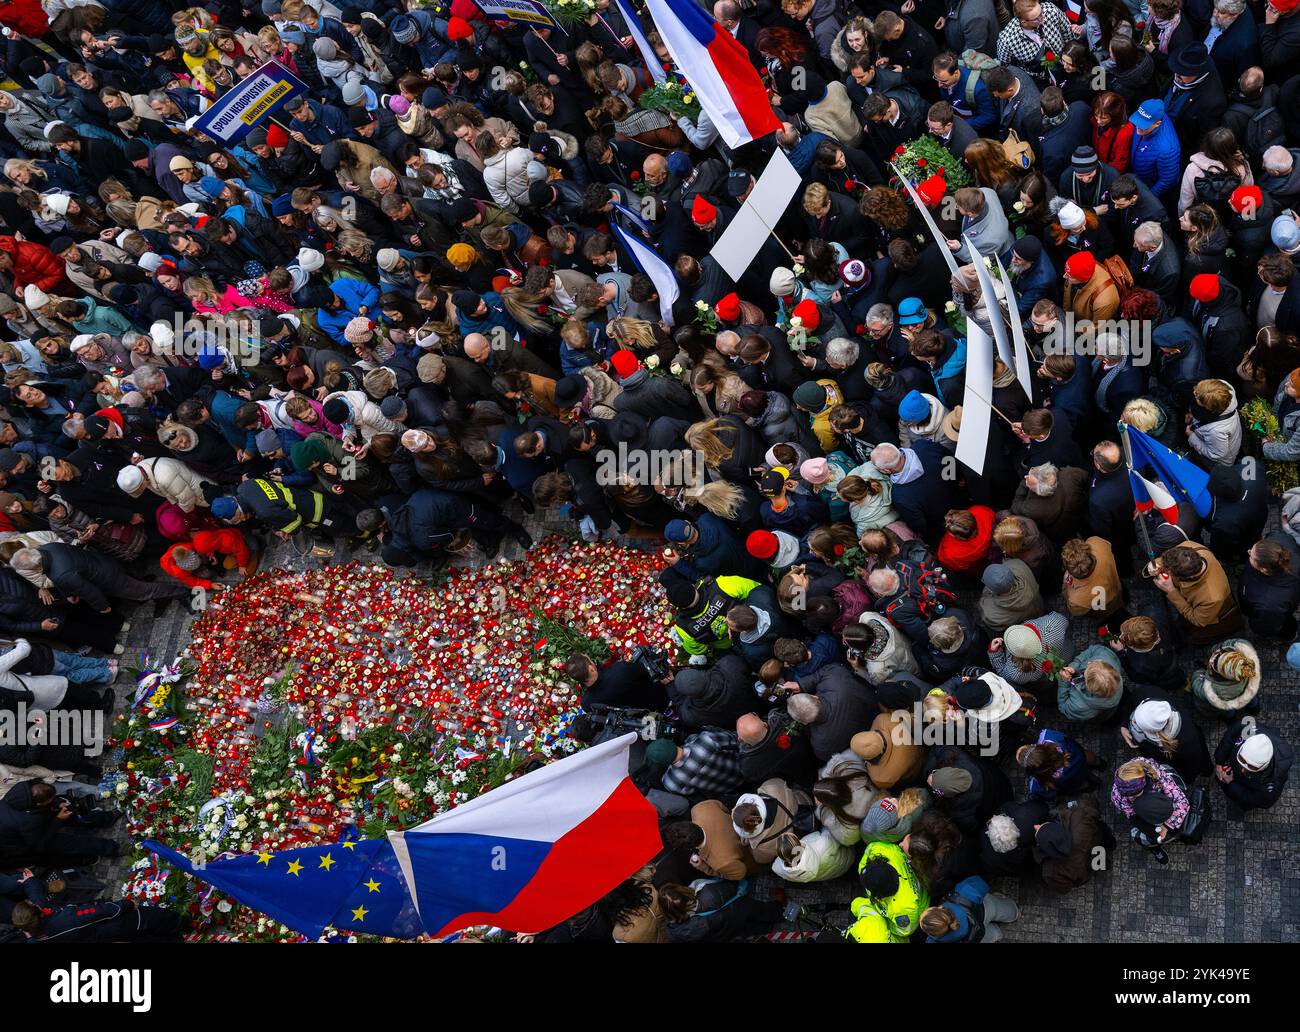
[929,766,973,796]
[746,529,778,559]
[839,258,868,287]
[321,398,351,426]
[690,194,717,226]
[255,428,283,455]
[417,353,445,383]
[68,334,97,354]
[982,564,1017,596]
[916,174,947,207]
[266,124,291,149]
[198,176,226,200]
[47,235,74,256]
[390,15,418,43]
[1057,201,1085,230]
[387,94,411,117]
[313,37,340,60]
[714,292,741,321]
[138,252,164,274]
[642,738,678,767]
[664,519,694,544]
[955,678,994,711]
[1189,273,1220,303]
[1003,623,1042,658]
[1011,236,1042,263]
[23,284,50,309]
[168,155,195,173]
[341,80,368,107]
[1115,769,1147,797]
[896,297,926,325]
[380,397,406,421]
[116,465,145,494]
[446,242,478,266]
[1239,733,1274,771]
[270,194,294,218]
[790,298,820,329]
[1131,699,1173,737]
[36,73,61,96]
[609,350,639,379]
[211,496,239,520]
[672,668,710,699]
[1271,215,1300,253]
[0,294,16,315]
[447,15,474,40]
[43,193,70,216]
[858,857,901,897]
[1229,185,1263,215]
[450,289,480,313]
[792,381,827,411]
[769,267,797,297]
[898,390,929,422]
[1064,251,1096,281]
[377,248,401,272]
[800,457,831,485]
[851,729,888,762]
[1071,145,1099,172]
[344,317,375,344]
[297,248,325,273]
[859,796,898,835]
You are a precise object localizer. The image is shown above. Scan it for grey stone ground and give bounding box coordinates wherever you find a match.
[96,507,1300,942]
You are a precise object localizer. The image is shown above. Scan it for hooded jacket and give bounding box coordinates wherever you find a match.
[670,653,755,734]
[731,777,813,865]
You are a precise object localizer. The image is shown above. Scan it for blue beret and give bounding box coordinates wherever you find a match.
[271,194,294,217]
[210,496,238,520]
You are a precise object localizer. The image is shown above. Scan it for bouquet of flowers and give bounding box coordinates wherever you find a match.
[694,299,719,334]
[539,0,595,28]
[638,77,702,121]
[1241,396,1300,494]
[890,137,971,194]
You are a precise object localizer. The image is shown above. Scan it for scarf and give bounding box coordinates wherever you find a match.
[1093,357,1130,409]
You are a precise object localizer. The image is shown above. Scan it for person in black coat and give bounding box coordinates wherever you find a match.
[571,653,670,712]
[1124,686,1214,781]
[979,797,1051,876]
[738,706,821,788]
[1238,536,1300,639]
[1087,441,1138,574]
[915,609,991,681]
[1213,718,1294,811]
[20,542,185,613]
[670,654,758,735]
[924,745,1014,835]
[786,662,878,762]
[0,567,123,654]
[871,439,952,546]
[375,486,530,565]
[1206,460,1269,564]
[1131,224,1184,309]
[0,782,118,869]
[1164,43,1228,152]
[1037,91,1093,187]
[12,896,186,942]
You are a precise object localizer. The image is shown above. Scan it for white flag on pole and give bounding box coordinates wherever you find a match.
[964,238,1013,372]
[709,149,801,282]
[613,223,679,325]
[954,320,994,477]
[995,254,1036,401]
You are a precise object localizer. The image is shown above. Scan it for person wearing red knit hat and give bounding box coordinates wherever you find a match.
[447,15,475,41]
[1189,273,1220,304]
[691,194,718,228]
[715,293,742,322]
[790,297,821,330]
[1063,252,1096,283]
[1062,251,1119,323]
[610,350,640,379]
[265,123,290,150]
[747,529,778,559]
[916,174,948,208]
[1229,185,1263,217]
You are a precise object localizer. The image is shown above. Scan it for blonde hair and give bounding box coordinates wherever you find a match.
[1116,758,1149,783]
[3,159,45,185]
[182,276,217,301]
[1120,397,1161,432]
[1193,378,1232,415]
[607,316,660,351]
[802,182,830,215]
[682,480,744,520]
[684,419,735,470]
[1083,659,1120,698]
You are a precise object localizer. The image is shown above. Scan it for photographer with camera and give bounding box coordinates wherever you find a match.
[669,654,755,735]
[0,780,119,870]
[564,650,671,711]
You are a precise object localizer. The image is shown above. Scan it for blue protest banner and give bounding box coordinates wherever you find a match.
[473,0,557,27]
[194,60,308,144]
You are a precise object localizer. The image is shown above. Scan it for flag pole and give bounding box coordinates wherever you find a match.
[1119,422,1157,561]
[747,207,799,264]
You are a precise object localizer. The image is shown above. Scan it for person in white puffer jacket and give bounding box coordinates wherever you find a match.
[116,456,213,513]
[1186,378,1242,467]
[812,749,875,846]
[321,390,403,445]
[480,137,534,214]
[845,612,922,687]
[771,828,855,883]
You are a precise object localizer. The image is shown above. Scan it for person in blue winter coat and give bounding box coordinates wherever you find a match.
[1129,99,1182,201]
[921,875,1021,942]
[665,515,758,581]
[317,278,382,347]
[934,54,999,134]
[758,467,830,538]
[450,289,521,341]
[1007,236,1058,317]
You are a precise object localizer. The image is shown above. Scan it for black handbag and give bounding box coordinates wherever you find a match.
[1177,785,1210,845]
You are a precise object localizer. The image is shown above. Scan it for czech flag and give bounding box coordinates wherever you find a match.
[640,0,781,148]
[389,734,661,936]
[1130,469,1180,525]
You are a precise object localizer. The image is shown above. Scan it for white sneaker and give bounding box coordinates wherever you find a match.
[120,622,132,633]
[113,644,124,655]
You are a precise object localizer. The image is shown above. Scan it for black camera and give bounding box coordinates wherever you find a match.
[571,703,672,746]
[629,645,672,683]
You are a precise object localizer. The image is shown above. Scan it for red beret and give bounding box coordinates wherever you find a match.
[1064,251,1096,282]
[691,194,717,226]
[447,16,474,40]
[715,292,741,321]
[1189,273,1220,303]
[1229,184,1262,215]
[746,529,778,559]
[610,350,639,378]
[266,124,290,149]
[791,298,820,330]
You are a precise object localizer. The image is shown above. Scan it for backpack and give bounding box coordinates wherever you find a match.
[1244,104,1285,159]
[1193,167,1242,207]
[1164,767,1211,845]
[1002,129,1034,170]
[893,557,957,621]
[958,50,1001,108]
[1100,254,1134,301]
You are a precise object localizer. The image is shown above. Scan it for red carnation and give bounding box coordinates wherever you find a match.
[1040,660,1054,673]
[776,733,791,750]
[1045,50,1056,60]
[918,158,927,168]
[630,170,641,181]
[833,544,846,556]
[895,145,906,155]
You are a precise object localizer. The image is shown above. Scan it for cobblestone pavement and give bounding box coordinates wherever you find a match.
[100,507,1300,943]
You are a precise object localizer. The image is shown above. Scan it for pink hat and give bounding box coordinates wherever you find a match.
[344,316,374,344]
[800,457,831,485]
[387,94,411,117]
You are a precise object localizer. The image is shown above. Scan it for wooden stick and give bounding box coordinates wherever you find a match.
[748,208,798,263]
[532,26,563,58]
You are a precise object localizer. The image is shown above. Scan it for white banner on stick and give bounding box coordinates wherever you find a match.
[709,149,801,282]
[954,320,994,477]
[995,254,1036,401]
[964,237,1013,372]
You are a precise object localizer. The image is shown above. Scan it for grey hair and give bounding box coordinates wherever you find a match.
[928,615,964,653]
[132,366,167,390]
[867,568,901,596]
[146,88,170,106]
[871,442,902,470]
[1134,221,1163,249]
[986,814,1020,853]
[787,693,824,724]
[1095,329,1128,360]
[825,337,860,367]
[10,548,42,572]
[865,303,894,327]
[1213,0,1245,13]
[1029,462,1058,496]
[1263,145,1294,174]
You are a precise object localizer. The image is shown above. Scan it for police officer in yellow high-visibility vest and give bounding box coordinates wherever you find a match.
[845,897,906,943]
[214,479,350,538]
[855,840,929,938]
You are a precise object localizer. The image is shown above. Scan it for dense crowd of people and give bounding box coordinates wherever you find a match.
[0,0,1296,942]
